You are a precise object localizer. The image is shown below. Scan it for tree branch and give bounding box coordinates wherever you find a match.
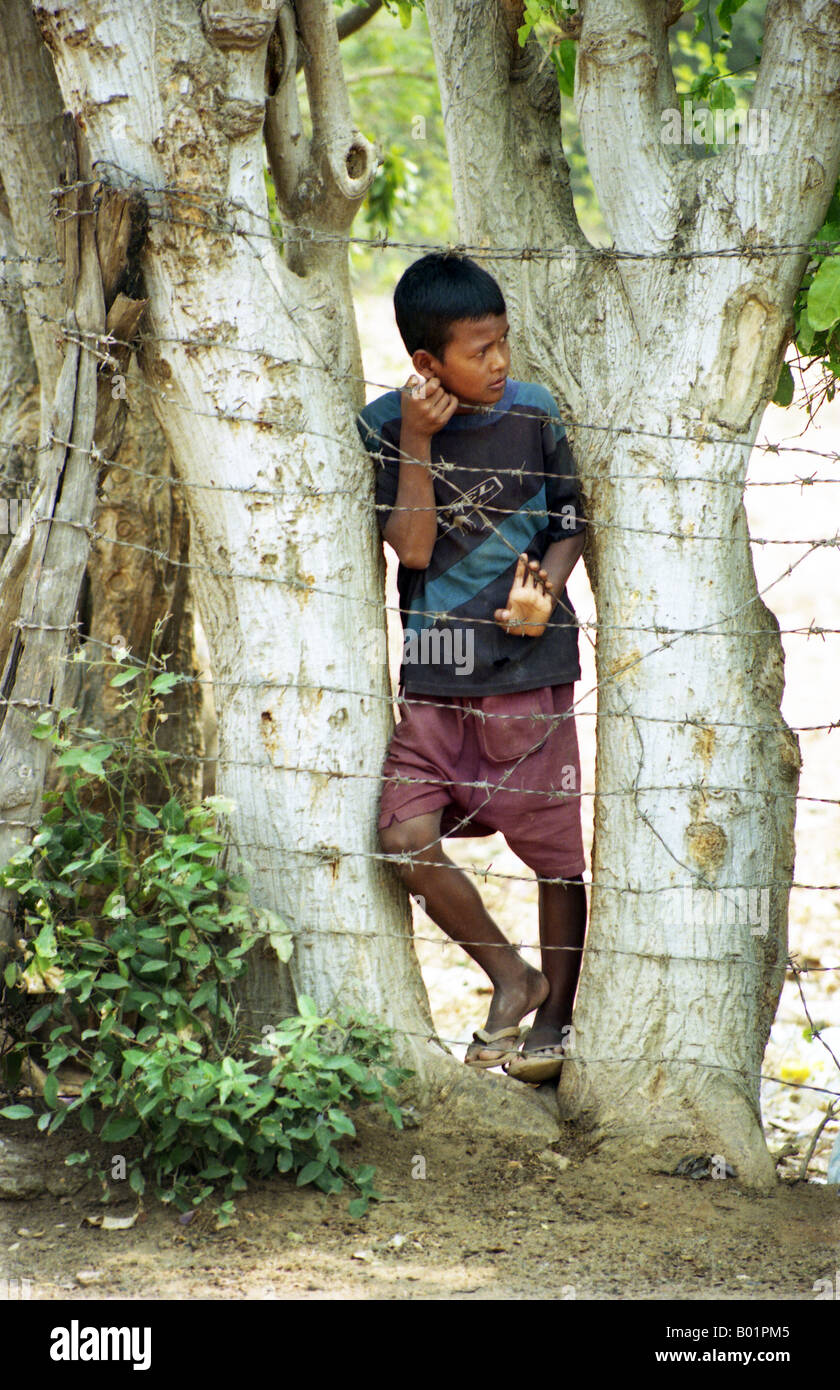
[293,0,384,73]
[295,0,377,212]
[426,0,585,253]
[336,0,383,41]
[265,1,310,212]
[266,0,377,291]
[731,0,840,248]
[576,0,681,253]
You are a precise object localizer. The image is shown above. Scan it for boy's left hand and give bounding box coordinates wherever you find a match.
[494,554,555,638]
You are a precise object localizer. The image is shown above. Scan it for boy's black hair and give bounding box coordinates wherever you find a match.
[393,252,506,360]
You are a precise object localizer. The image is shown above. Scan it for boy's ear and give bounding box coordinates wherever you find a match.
[411,349,438,379]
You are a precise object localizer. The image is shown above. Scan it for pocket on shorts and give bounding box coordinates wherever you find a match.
[474,686,555,764]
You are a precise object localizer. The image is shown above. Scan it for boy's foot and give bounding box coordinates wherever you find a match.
[504,1045,565,1083]
[464,964,549,1066]
[503,1020,570,1083]
[464,1025,524,1069]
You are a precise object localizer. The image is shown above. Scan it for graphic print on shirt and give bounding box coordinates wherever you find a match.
[438,474,504,536]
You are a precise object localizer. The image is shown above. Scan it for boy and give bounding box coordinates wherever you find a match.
[356,253,588,1084]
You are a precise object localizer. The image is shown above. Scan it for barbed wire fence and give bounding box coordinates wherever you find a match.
[0,169,839,1177]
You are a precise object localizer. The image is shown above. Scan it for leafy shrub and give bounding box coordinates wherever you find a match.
[0,634,409,1221]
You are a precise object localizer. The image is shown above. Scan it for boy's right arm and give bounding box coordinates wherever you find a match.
[382,374,459,569]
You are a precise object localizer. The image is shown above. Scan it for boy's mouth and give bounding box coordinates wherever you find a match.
[488,376,507,390]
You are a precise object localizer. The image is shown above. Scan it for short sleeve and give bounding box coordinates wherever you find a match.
[356,396,403,537]
[541,395,586,543]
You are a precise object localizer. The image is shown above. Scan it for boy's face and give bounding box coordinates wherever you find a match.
[413,313,511,411]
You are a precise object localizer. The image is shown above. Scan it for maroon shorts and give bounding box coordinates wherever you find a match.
[378,683,586,879]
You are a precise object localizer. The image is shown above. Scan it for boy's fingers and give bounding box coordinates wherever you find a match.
[405,374,440,400]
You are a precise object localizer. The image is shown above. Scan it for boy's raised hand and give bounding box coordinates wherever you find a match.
[495,554,555,638]
[401,374,460,439]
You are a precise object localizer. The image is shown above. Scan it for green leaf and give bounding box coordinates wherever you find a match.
[772,360,794,407]
[129,1167,146,1196]
[716,0,750,34]
[327,1109,356,1138]
[382,1094,404,1129]
[551,38,577,100]
[796,303,816,356]
[269,932,294,964]
[101,1114,141,1142]
[99,973,130,990]
[43,1072,59,1109]
[198,1159,230,1179]
[121,1049,148,1073]
[807,256,840,332]
[109,666,144,687]
[211,1116,244,1145]
[149,672,183,695]
[348,1196,369,1218]
[0,1104,34,1120]
[160,798,185,831]
[25,1003,54,1032]
[296,1160,325,1186]
[135,805,160,830]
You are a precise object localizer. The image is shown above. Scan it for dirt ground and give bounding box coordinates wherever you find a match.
[1,298,839,1303]
[1,1108,838,1301]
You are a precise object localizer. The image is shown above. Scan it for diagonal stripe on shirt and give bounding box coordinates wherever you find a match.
[406,484,547,632]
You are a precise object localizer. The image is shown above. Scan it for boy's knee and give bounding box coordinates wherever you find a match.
[380,818,417,859]
[379,815,437,863]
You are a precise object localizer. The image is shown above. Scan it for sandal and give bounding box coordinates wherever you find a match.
[503,1043,566,1084]
[464,1026,524,1069]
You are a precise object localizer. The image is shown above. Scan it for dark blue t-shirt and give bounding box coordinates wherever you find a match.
[356,378,586,696]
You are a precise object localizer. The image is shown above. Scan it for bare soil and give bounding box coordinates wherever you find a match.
[1,1110,838,1301]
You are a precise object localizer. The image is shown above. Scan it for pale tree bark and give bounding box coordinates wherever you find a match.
[426,0,840,1187]
[30,0,557,1140]
[0,184,41,572]
[0,0,204,807]
[0,1,66,422]
[0,118,111,954]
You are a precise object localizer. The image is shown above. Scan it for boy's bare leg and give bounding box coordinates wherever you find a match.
[380,808,549,1060]
[524,875,587,1053]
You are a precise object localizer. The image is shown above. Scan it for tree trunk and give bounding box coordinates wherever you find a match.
[426,0,840,1186]
[57,363,206,809]
[0,116,108,955]
[27,2,436,1094]
[0,0,204,805]
[0,187,41,572]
